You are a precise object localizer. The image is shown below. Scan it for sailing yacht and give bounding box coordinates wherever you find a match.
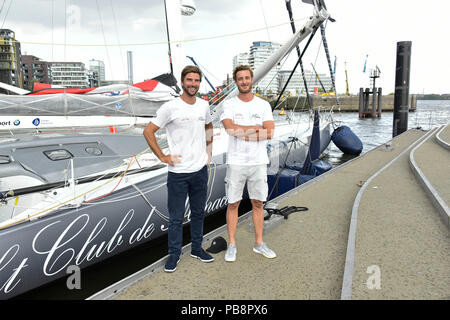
[0,0,335,298]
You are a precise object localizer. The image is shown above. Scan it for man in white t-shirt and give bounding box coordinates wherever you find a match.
[220,65,276,262]
[143,66,214,273]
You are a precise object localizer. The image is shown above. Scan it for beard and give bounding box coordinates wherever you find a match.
[237,84,252,94]
[182,84,199,97]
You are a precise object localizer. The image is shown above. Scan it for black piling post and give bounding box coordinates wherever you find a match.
[359,87,364,118]
[377,87,382,117]
[371,85,377,119]
[393,41,412,137]
[364,88,370,116]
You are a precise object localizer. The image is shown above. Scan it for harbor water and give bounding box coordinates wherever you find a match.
[322,99,450,166]
[13,100,449,300]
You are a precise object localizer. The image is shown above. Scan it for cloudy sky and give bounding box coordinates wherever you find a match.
[3,0,449,94]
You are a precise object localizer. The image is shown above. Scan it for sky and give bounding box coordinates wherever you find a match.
[3,0,450,94]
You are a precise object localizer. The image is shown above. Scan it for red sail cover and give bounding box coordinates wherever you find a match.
[28,80,160,96]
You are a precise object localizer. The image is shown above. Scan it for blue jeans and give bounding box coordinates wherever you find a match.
[167,166,208,257]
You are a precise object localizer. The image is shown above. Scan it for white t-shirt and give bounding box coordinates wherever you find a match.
[220,95,274,165]
[151,97,211,173]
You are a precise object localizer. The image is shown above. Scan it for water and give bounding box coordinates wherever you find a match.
[13,100,449,300]
[323,99,450,166]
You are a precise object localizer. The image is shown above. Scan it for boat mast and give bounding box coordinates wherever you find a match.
[163,0,174,76]
[316,0,341,109]
[285,0,312,109]
[163,0,192,88]
[211,1,329,120]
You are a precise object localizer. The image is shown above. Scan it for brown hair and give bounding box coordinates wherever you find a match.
[181,65,202,82]
[233,65,253,81]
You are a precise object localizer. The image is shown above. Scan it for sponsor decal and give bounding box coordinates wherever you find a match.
[32,118,40,126]
[115,102,122,109]
[0,121,11,126]
[107,91,120,97]
[13,120,20,126]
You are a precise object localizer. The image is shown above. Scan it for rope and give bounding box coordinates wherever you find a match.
[264,205,308,220]
[0,155,137,229]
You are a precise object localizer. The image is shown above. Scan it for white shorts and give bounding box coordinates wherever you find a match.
[225,164,268,204]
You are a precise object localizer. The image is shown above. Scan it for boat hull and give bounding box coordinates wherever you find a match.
[0,122,331,299]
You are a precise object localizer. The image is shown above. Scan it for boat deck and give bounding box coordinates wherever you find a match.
[89,125,450,300]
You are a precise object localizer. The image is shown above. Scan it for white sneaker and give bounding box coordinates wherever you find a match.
[253,242,277,259]
[224,243,237,262]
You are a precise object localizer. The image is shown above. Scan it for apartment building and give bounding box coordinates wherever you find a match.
[88,59,105,84]
[232,41,281,95]
[0,29,23,89]
[22,55,52,90]
[50,62,89,88]
[279,69,333,96]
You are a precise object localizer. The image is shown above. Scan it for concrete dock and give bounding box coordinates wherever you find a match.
[271,95,417,112]
[90,125,449,300]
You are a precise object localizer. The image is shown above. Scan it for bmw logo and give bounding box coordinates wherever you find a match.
[32,118,40,126]
[14,119,20,126]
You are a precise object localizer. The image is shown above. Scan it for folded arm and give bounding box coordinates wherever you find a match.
[221,118,263,137]
[238,120,274,141]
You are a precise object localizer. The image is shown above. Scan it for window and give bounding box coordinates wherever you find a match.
[43,149,73,161]
[0,155,10,164]
[85,147,102,156]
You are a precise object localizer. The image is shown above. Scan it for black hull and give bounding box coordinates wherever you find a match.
[0,163,229,299]
[0,124,331,299]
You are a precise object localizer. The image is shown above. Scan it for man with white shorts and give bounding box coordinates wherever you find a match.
[220,65,276,262]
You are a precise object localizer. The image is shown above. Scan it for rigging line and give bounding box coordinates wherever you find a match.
[260,49,293,94]
[266,35,325,199]
[131,184,169,221]
[14,17,310,47]
[207,81,236,105]
[14,143,163,198]
[266,115,308,201]
[0,157,138,230]
[194,59,221,84]
[320,21,340,110]
[2,165,170,217]
[273,93,291,110]
[285,0,312,110]
[64,0,67,62]
[84,156,134,203]
[311,22,324,77]
[95,0,114,79]
[0,0,12,30]
[259,0,271,42]
[268,105,322,200]
[51,0,54,62]
[272,28,318,111]
[109,0,127,81]
[0,0,6,21]
[292,89,309,113]
[77,180,167,205]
